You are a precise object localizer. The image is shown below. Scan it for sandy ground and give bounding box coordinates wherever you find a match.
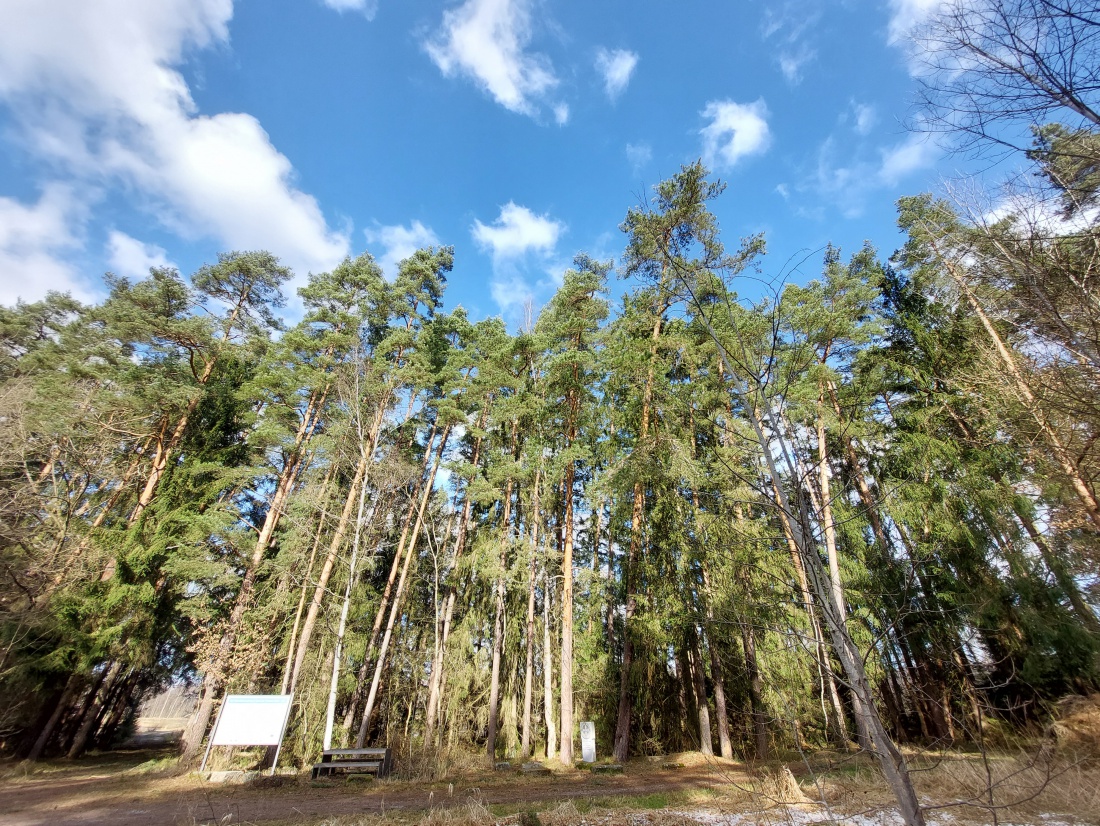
[0,752,751,826]
[3,748,1094,826]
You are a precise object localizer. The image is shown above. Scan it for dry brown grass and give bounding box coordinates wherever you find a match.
[810,750,1100,824]
[1050,693,1100,760]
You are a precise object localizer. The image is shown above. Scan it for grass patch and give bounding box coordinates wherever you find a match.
[635,792,669,809]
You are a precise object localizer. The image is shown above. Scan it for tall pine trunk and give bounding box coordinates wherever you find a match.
[181,385,327,760]
[487,428,517,761]
[613,307,664,761]
[422,414,486,738]
[559,452,576,764]
[519,468,542,758]
[355,424,451,746]
[543,567,557,760]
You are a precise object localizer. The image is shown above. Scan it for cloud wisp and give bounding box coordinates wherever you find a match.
[799,132,940,219]
[887,0,945,44]
[878,132,938,185]
[595,48,638,100]
[761,1,822,85]
[853,102,878,135]
[365,220,442,279]
[425,0,559,118]
[700,99,772,170]
[320,0,378,18]
[626,142,652,174]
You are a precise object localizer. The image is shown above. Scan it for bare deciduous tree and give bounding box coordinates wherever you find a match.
[912,0,1100,154]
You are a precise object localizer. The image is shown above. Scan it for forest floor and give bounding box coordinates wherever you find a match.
[1,747,1097,826]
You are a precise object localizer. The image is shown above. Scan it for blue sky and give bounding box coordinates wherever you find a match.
[0,0,960,325]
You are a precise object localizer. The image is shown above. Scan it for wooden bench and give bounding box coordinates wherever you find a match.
[311,747,393,779]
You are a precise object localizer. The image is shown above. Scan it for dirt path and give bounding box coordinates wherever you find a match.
[0,760,754,826]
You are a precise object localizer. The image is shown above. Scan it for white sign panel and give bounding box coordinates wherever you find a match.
[210,695,294,746]
[580,721,596,763]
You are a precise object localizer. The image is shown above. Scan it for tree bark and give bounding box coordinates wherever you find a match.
[341,420,440,732]
[487,458,516,761]
[700,591,733,757]
[543,567,557,760]
[559,454,576,764]
[612,300,664,762]
[688,628,714,755]
[1014,500,1100,633]
[181,385,327,759]
[422,414,486,738]
[27,673,81,761]
[279,464,337,694]
[740,617,769,759]
[322,439,374,749]
[287,444,370,694]
[693,307,926,825]
[936,246,1100,532]
[520,467,542,759]
[67,661,123,759]
[355,424,451,746]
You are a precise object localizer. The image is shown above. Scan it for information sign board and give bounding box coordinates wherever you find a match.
[200,694,294,773]
[210,694,293,746]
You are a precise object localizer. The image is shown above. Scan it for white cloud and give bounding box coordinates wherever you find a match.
[472,202,563,261]
[700,99,772,170]
[775,183,790,199]
[425,0,558,118]
[626,142,652,173]
[553,103,570,126]
[0,1,349,290]
[887,0,944,44]
[106,231,174,280]
[778,47,815,85]
[320,0,378,19]
[595,48,638,100]
[878,133,938,184]
[472,202,564,319]
[853,102,877,135]
[365,220,441,279]
[0,185,91,305]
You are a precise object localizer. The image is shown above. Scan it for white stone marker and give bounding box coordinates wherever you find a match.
[580,720,596,763]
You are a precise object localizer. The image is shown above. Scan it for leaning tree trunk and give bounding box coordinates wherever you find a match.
[423,410,489,739]
[181,385,327,760]
[771,476,849,747]
[322,455,372,749]
[756,397,926,826]
[935,245,1100,532]
[692,305,926,826]
[27,673,81,761]
[344,420,442,734]
[355,424,451,747]
[286,447,370,694]
[279,465,337,694]
[67,660,123,759]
